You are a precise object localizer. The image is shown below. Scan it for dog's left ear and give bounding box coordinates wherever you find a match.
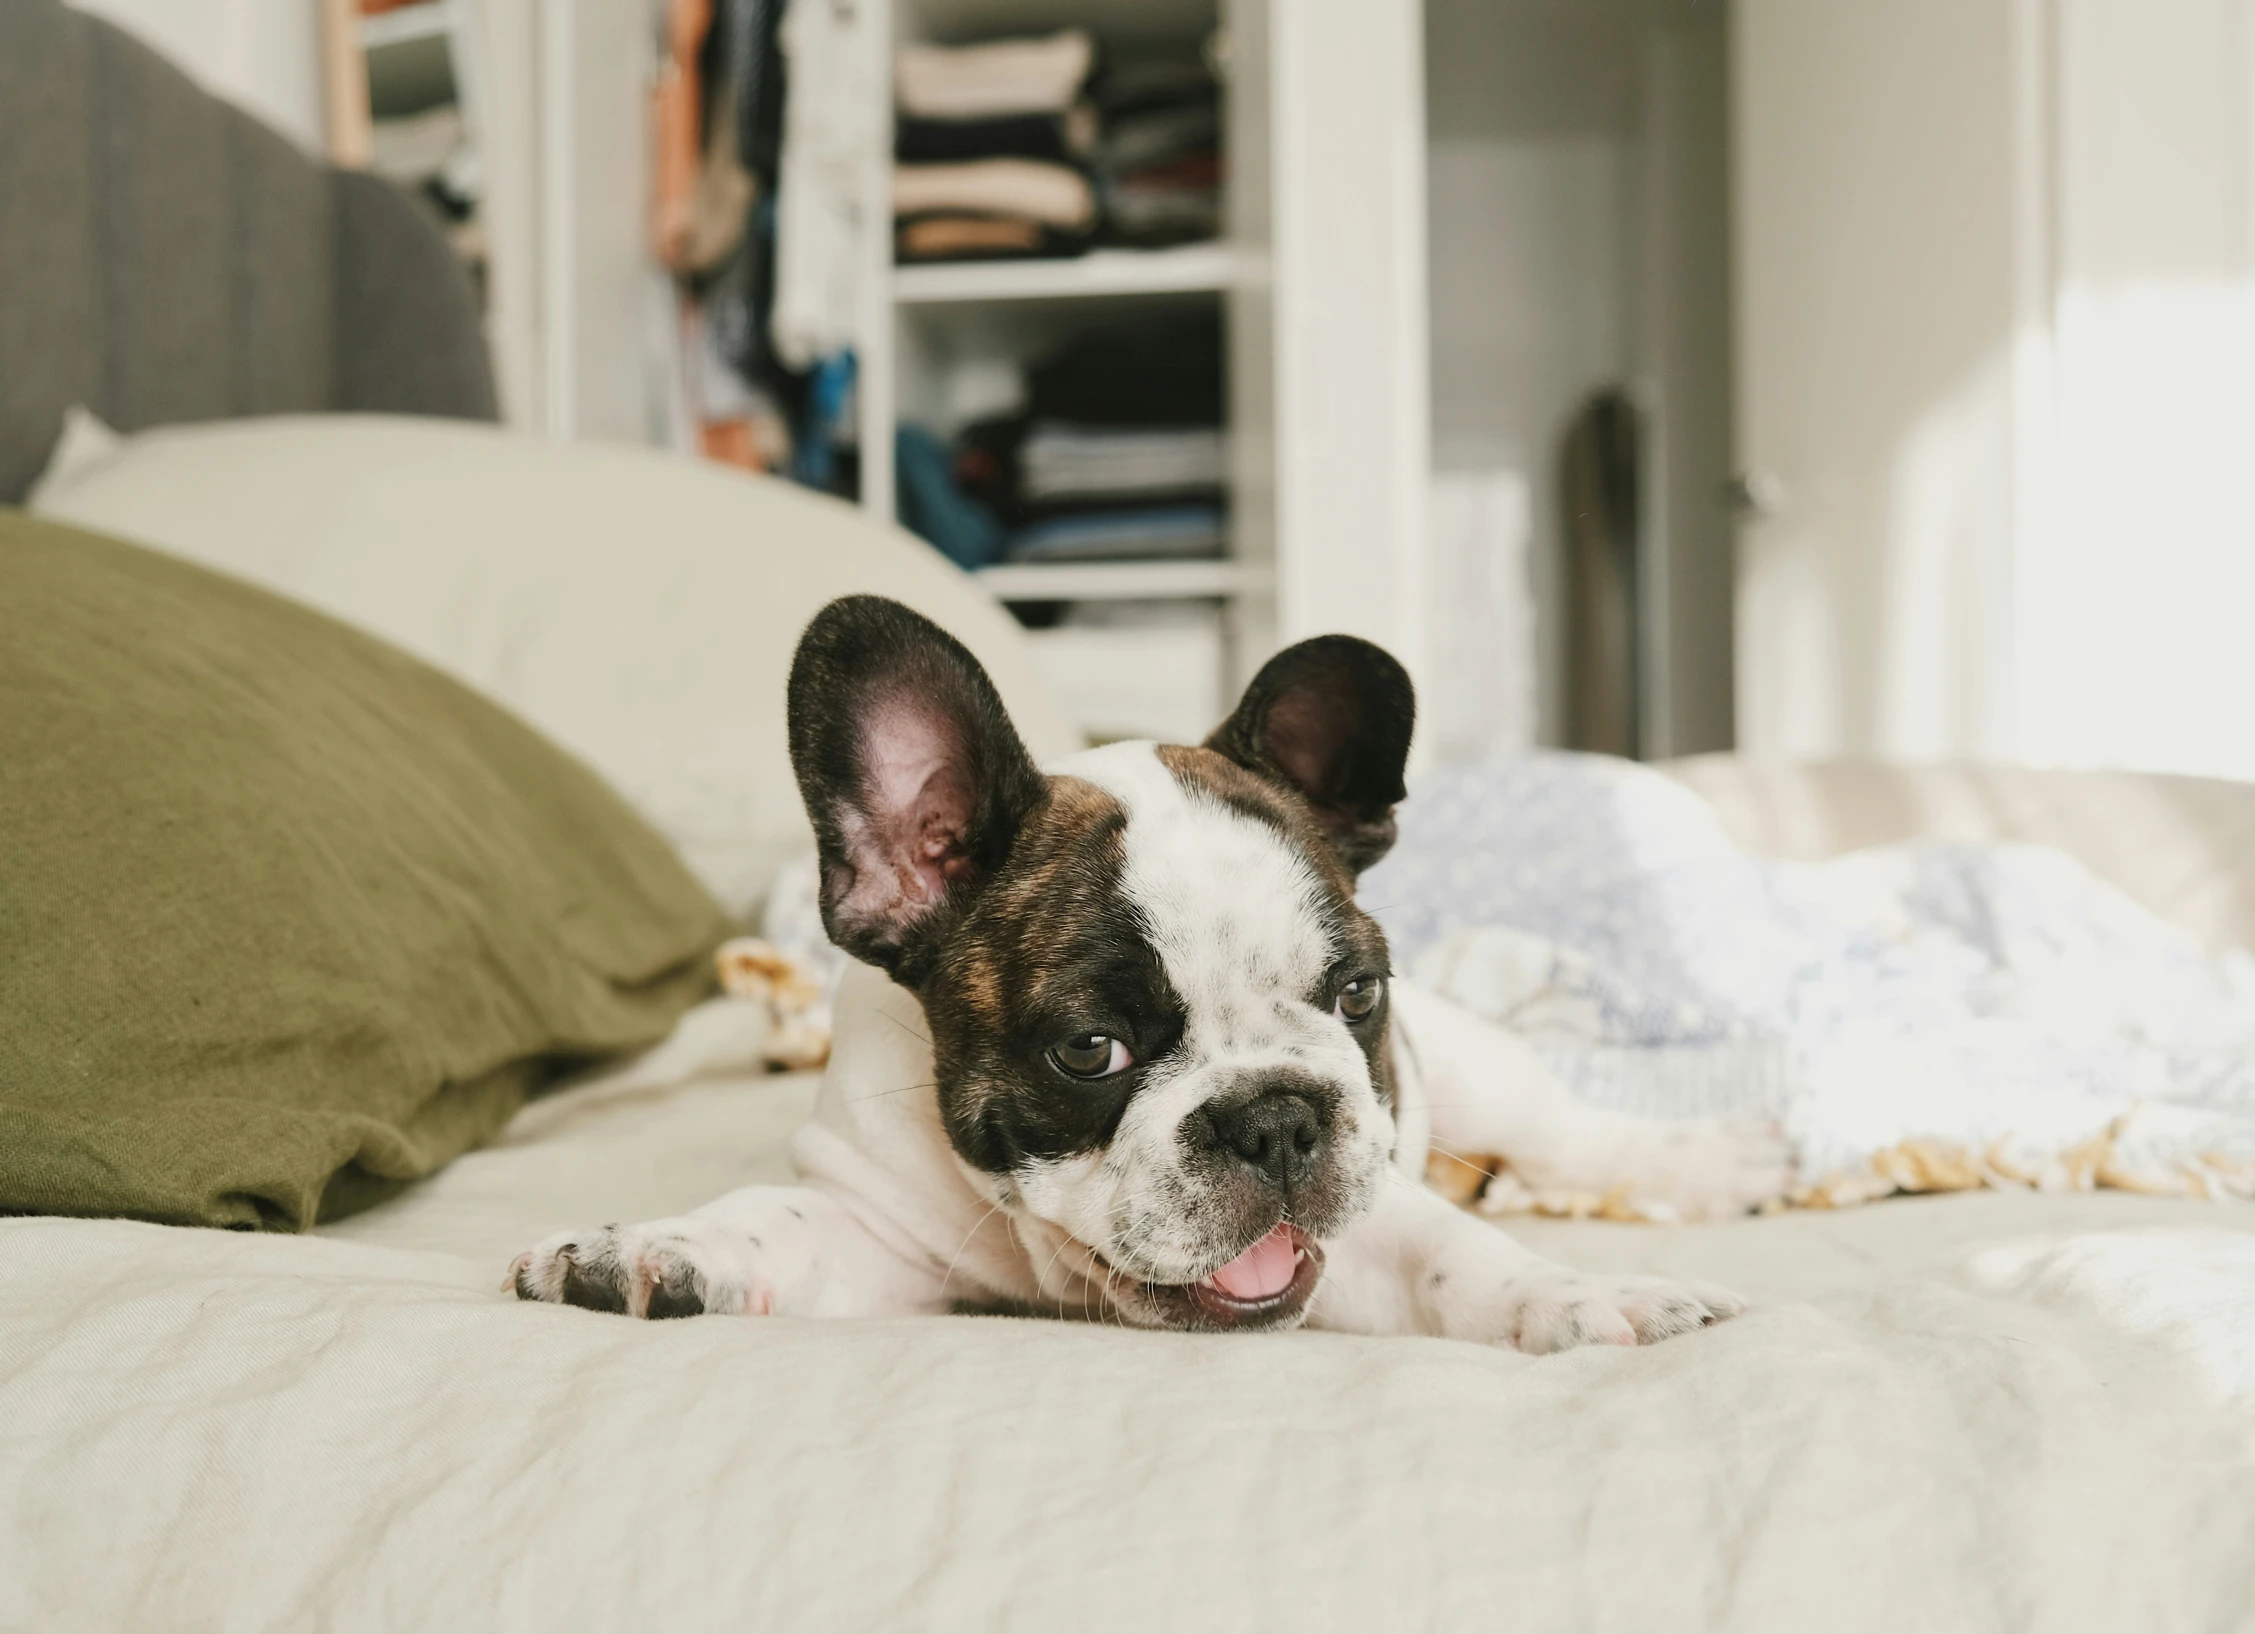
[787,596,1045,985]
[1206,635,1415,875]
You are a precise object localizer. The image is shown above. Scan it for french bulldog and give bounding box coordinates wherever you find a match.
[510,596,1792,1351]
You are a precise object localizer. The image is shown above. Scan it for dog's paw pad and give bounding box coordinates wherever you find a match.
[1618,1279,1744,1341]
[642,1258,707,1320]
[508,1222,770,1319]
[1496,1273,1746,1353]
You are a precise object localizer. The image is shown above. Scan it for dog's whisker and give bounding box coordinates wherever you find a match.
[938,1198,1007,1303]
[1105,1214,1152,1325]
[1032,1224,1081,1315]
[847,1079,938,1104]
[1423,1135,1504,1164]
[876,1008,933,1047]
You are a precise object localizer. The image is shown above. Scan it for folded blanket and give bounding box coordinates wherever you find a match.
[1102,102,1218,172]
[895,30,1094,120]
[896,215,1086,262]
[1103,178,1221,247]
[1005,504,1226,563]
[1020,423,1226,500]
[893,159,1095,231]
[1364,753,2255,1215]
[1012,489,1229,526]
[896,108,1096,164]
[1095,57,1217,118]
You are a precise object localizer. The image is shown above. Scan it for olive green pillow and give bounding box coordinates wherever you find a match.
[0,511,732,1230]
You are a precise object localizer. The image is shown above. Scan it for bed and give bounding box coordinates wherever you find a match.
[8,9,2255,1629]
[14,455,2255,1634]
[12,1023,2255,1628]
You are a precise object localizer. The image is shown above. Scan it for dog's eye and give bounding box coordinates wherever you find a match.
[1335,978,1384,1023]
[1050,1034,1133,1079]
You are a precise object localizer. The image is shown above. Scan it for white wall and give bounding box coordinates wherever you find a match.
[69,0,325,152]
[2020,0,2255,779]
[1734,0,2255,782]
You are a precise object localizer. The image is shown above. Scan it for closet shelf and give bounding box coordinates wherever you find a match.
[893,243,1239,305]
[973,559,1263,602]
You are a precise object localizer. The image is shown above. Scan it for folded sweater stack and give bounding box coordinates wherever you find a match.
[959,311,1227,564]
[893,31,1099,262]
[893,33,1226,262]
[1095,56,1223,248]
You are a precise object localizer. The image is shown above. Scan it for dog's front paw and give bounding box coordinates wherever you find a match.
[1477,1271,1747,1354]
[507,1218,773,1319]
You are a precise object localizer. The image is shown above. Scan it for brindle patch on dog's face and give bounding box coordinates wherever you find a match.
[919,742,1399,1328]
[922,773,1173,1176]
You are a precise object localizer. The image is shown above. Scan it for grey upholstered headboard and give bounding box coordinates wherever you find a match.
[0,0,498,503]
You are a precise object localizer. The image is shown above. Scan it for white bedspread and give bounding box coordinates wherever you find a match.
[1366,753,2255,1194]
[7,1056,2255,1632]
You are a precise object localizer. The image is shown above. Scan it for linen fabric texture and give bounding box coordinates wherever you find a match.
[0,511,729,1230]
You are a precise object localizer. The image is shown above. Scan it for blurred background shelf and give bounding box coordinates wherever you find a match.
[972,558,1262,602]
[867,0,1429,750]
[893,244,1240,306]
[356,2,451,53]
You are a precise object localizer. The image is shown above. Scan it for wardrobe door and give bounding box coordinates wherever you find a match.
[1731,0,2028,759]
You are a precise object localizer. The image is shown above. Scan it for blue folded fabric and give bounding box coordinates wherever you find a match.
[895,424,1004,570]
[1006,503,1226,563]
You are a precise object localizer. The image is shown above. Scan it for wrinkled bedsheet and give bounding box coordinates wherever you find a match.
[7,1061,2255,1633]
[1365,753,2255,1194]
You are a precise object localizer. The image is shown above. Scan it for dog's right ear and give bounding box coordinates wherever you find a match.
[787,596,1045,985]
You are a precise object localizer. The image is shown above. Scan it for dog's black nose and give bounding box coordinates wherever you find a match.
[1207,1092,1327,1192]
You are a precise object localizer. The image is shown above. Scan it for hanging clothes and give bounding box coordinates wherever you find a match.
[700,0,789,391]
[771,0,878,371]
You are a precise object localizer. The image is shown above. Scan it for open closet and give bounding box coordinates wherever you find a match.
[865,0,1737,756]
[859,0,1429,749]
[865,0,1240,743]
[331,0,1743,760]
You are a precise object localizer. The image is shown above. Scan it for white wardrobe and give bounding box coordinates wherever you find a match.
[858,0,1432,747]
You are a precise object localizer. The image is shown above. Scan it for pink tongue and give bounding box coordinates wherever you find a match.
[1205,1227,1299,1301]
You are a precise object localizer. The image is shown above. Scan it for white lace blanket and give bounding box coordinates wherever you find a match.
[1363,754,2255,1204]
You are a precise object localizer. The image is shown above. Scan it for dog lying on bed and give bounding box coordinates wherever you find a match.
[510,597,1792,1351]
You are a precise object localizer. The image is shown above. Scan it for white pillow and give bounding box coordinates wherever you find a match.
[31,414,1076,919]
[25,404,126,506]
